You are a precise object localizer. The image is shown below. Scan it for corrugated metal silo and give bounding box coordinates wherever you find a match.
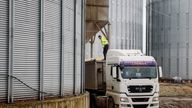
[0,0,9,102]
[109,0,143,50]
[12,0,40,101]
[0,0,85,103]
[147,0,192,79]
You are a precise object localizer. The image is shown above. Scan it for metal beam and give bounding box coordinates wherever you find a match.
[60,0,64,97]
[81,0,85,93]
[95,22,108,40]
[89,35,96,58]
[73,0,77,95]
[104,26,108,38]
[107,23,111,48]
[8,0,14,103]
[39,0,44,100]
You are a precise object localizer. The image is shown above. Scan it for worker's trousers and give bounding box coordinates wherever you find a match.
[103,44,109,60]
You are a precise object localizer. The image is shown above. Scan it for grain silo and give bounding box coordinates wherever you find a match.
[85,0,144,59]
[0,0,88,107]
[147,0,192,79]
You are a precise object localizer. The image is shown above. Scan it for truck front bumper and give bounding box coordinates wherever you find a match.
[118,93,159,108]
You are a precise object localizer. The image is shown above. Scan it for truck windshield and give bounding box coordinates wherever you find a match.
[121,67,157,79]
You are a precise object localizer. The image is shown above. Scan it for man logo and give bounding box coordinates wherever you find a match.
[135,86,146,92]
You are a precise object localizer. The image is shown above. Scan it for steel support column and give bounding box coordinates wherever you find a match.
[8,0,14,103]
[81,0,85,93]
[39,0,44,100]
[73,0,77,94]
[60,0,64,97]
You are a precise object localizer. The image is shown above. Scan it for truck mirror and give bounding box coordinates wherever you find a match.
[119,66,124,71]
[116,78,121,82]
[158,66,163,78]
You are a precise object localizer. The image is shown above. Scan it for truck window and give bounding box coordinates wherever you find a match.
[121,67,157,79]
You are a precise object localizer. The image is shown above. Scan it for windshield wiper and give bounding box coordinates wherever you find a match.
[126,77,154,79]
[127,77,139,80]
[142,77,153,79]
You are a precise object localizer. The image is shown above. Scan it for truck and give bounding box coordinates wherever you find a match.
[85,49,162,108]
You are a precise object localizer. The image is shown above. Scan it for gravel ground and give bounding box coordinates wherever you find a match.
[160,83,192,108]
[160,83,192,97]
[160,97,192,108]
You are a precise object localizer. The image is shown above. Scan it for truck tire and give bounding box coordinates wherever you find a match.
[90,93,97,108]
[108,97,115,108]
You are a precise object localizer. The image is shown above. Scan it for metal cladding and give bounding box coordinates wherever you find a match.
[85,0,143,59]
[0,0,85,103]
[146,0,192,79]
[109,0,143,50]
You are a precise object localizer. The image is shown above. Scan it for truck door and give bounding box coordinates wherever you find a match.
[111,66,120,91]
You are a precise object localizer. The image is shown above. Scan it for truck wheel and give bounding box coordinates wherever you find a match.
[108,97,115,108]
[90,93,97,108]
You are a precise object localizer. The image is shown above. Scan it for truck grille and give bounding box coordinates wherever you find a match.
[132,98,149,102]
[128,85,153,93]
[133,104,148,108]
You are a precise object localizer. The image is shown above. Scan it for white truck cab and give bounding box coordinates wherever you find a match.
[106,49,162,108]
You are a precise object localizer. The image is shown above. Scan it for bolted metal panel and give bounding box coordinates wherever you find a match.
[43,0,61,97]
[13,0,40,100]
[75,0,82,94]
[63,0,75,95]
[0,0,9,102]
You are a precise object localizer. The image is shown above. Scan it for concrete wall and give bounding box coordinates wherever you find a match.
[0,93,89,108]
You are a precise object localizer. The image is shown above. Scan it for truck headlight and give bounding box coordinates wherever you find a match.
[152,97,159,102]
[120,97,129,102]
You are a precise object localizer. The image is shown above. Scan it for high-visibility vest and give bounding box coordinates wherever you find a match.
[100,36,108,47]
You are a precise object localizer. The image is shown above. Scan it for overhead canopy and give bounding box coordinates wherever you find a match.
[86,0,109,42]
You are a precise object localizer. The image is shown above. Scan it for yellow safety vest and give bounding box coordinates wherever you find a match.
[100,36,108,47]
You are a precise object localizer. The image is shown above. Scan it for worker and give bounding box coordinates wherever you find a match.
[98,35,109,60]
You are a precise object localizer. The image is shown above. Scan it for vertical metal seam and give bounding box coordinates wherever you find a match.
[39,0,44,100]
[186,0,190,79]
[80,0,83,93]
[120,0,122,49]
[8,0,13,103]
[169,43,171,77]
[60,0,64,97]
[81,0,85,93]
[133,0,135,49]
[125,0,128,49]
[177,43,179,77]
[73,0,77,94]
[186,43,189,79]
[115,0,118,48]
